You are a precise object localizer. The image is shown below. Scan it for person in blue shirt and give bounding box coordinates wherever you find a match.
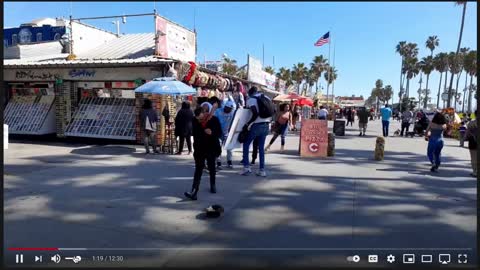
[380,104,392,137]
[214,98,236,169]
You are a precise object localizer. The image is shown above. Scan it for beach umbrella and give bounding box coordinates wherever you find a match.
[273,92,303,102]
[134,77,196,95]
[297,97,314,107]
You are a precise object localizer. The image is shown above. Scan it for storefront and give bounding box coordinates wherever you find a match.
[4,63,170,140]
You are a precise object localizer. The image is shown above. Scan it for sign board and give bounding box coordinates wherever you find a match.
[300,119,328,157]
[224,108,252,151]
[155,15,196,62]
[277,79,286,94]
[247,55,277,90]
[204,60,223,72]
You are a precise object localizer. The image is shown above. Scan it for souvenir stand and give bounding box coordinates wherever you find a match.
[4,82,56,135]
[64,82,138,140]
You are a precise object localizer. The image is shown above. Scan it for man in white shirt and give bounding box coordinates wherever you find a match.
[241,86,272,177]
[317,105,329,120]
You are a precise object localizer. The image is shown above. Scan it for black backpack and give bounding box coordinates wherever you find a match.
[254,94,274,118]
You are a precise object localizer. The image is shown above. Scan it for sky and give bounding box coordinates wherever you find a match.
[4,1,478,104]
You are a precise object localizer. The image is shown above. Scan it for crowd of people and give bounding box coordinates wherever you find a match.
[140,92,477,201]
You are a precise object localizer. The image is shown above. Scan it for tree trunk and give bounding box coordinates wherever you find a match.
[326,83,330,107]
[437,71,443,109]
[467,74,473,113]
[462,72,468,112]
[447,2,467,107]
[406,78,410,99]
[444,70,448,107]
[455,71,462,109]
[424,74,430,109]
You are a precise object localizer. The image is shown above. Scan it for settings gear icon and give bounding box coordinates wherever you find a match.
[387,254,396,263]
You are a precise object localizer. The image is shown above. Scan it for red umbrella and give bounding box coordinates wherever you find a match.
[296,97,314,107]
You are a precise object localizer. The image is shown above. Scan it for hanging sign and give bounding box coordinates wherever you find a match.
[155,15,196,62]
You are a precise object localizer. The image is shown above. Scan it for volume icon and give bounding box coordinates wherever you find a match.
[51,254,61,264]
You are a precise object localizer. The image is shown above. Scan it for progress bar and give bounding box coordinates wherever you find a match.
[9,247,474,251]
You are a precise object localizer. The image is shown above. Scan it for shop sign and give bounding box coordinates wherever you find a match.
[276,79,286,94]
[15,70,60,81]
[155,15,196,62]
[300,119,328,157]
[247,55,277,90]
[68,69,96,78]
[112,82,136,89]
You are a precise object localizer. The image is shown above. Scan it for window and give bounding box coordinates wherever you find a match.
[12,34,18,46]
[4,39,8,47]
[36,33,42,42]
[54,33,61,40]
[18,28,32,44]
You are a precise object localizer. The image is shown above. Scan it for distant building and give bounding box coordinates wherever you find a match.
[4,18,67,47]
[336,95,365,107]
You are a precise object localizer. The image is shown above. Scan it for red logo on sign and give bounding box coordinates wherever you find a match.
[308,143,319,152]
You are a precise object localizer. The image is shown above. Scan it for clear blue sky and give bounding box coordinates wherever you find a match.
[4,1,477,103]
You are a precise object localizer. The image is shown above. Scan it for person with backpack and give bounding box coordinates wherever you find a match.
[241,86,273,177]
[140,99,160,154]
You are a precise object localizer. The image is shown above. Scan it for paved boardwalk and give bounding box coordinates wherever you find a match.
[4,119,477,267]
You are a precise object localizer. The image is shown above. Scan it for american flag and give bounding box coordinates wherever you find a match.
[314,32,330,47]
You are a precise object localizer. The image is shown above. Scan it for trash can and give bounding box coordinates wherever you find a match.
[333,120,345,136]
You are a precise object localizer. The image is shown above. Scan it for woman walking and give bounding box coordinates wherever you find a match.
[265,103,292,152]
[184,107,222,200]
[140,99,159,154]
[175,101,194,155]
[346,108,354,126]
[425,112,447,172]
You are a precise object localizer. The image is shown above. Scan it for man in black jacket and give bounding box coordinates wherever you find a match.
[184,107,222,200]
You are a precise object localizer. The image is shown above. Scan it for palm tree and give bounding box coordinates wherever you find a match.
[396,41,408,101]
[426,36,440,57]
[463,50,477,112]
[276,67,293,87]
[323,65,337,104]
[305,68,319,96]
[457,47,469,110]
[419,56,434,108]
[264,66,275,75]
[292,63,308,94]
[448,52,462,108]
[311,55,327,92]
[404,57,420,98]
[447,1,467,108]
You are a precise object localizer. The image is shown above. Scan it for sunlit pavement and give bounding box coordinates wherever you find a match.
[4,119,477,267]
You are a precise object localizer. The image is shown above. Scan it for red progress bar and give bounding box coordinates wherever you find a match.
[8,248,59,251]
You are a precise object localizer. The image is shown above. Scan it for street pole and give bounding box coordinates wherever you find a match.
[331,41,336,108]
[326,31,331,107]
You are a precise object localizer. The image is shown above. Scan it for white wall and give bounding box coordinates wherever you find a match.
[70,21,117,54]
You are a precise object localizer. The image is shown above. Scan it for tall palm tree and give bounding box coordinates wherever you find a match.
[404,57,420,98]
[396,41,408,104]
[419,56,434,108]
[323,65,337,104]
[292,63,308,94]
[433,53,448,108]
[426,36,440,57]
[305,68,318,96]
[311,55,327,94]
[448,52,462,108]
[463,50,477,112]
[447,1,467,108]
[264,66,275,75]
[457,47,469,110]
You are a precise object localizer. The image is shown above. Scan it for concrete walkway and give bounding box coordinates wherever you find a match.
[4,119,477,267]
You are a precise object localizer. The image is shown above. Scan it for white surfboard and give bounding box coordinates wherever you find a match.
[224,108,251,151]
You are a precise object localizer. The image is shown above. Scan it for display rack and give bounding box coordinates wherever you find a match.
[4,88,56,135]
[64,97,136,140]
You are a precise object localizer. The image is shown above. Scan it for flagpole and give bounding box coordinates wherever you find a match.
[327,31,331,107]
[332,41,335,107]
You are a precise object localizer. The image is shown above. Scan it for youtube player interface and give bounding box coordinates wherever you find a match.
[3,1,478,269]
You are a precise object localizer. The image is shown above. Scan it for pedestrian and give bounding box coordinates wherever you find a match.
[425,112,447,172]
[240,137,260,165]
[184,107,222,200]
[265,103,293,152]
[292,105,300,131]
[140,99,159,154]
[380,104,392,137]
[465,111,477,177]
[317,105,329,120]
[458,121,467,147]
[214,99,236,169]
[346,108,354,126]
[175,101,194,155]
[400,108,414,137]
[357,106,369,136]
[241,86,273,177]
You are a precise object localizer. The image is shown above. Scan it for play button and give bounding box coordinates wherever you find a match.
[308,143,319,152]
